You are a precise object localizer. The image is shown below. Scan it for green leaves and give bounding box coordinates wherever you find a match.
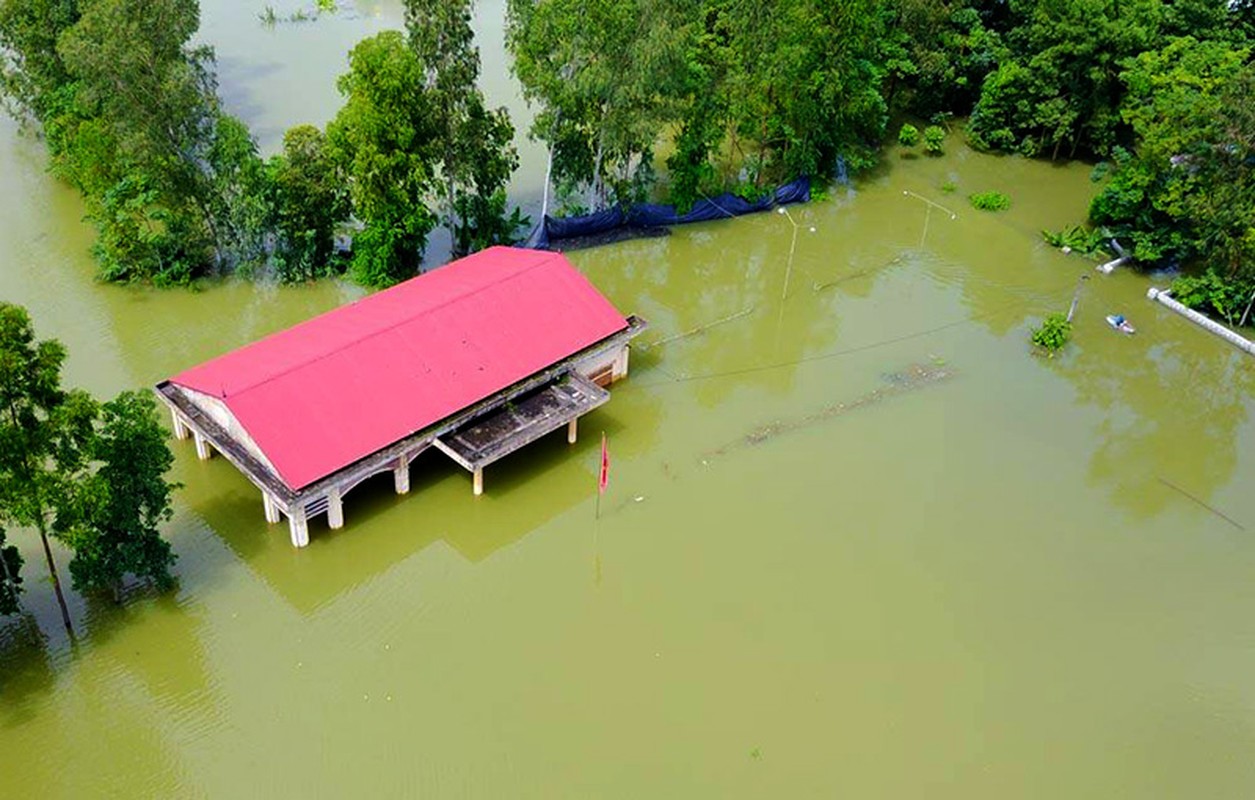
[0,304,180,615]
[1031,313,1072,355]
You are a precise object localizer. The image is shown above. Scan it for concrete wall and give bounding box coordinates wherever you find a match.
[180,386,284,476]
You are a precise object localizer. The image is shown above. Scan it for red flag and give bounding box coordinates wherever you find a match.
[598,433,610,494]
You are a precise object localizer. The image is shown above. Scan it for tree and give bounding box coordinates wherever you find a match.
[328,31,441,287]
[0,303,95,633]
[507,0,693,211]
[899,123,920,147]
[1089,37,1254,275]
[268,125,351,282]
[0,0,78,122]
[404,0,520,255]
[55,391,178,600]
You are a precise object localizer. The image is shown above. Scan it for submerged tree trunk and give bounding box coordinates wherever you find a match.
[36,519,73,636]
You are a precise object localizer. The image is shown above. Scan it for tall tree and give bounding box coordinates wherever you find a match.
[507,0,693,211]
[0,304,96,634]
[328,31,441,287]
[56,391,178,600]
[0,0,78,121]
[404,0,519,254]
[1089,37,1255,275]
[268,124,351,282]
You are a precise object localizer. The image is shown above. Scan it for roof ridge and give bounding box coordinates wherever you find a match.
[180,250,559,399]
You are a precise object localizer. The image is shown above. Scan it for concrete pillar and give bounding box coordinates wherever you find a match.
[613,345,631,380]
[394,457,410,495]
[193,431,212,460]
[327,487,344,530]
[263,491,281,524]
[171,409,190,440]
[288,506,310,548]
[473,467,484,496]
[567,418,578,444]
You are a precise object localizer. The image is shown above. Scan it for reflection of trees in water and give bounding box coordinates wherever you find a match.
[1065,335,1253,521]
[0,614,54,721]
[578,217,873,410]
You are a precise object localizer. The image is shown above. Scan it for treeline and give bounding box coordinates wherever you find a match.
[3,0,1254,296]
[0,0,523,287]
[0,303,179,633]
[507,0,1254,302]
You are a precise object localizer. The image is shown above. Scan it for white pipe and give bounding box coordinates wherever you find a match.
[1147,288,1255,356]
[1097,255,1129,274]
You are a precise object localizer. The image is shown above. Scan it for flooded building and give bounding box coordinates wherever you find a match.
[156,246,646,548]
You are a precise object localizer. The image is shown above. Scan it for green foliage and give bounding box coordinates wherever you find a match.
[328,31,441,287]
[1088,37,1255,285]
[56,392,178,597]
[2,0,269,283]
[268,125,350,282]
[1042,225,1107,255]
[877,0,1002,120]
[0,526,22,615]
[898,123,920,147]
[922,124,945,154]
[1171,270,1255,326]
[0,304,180,616]
[1031,312,1072,354]
[939,180,957,193]
[508,0,887,211]
[969,190,1011,212]
[405,0,521,256]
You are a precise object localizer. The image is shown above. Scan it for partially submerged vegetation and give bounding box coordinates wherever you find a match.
[0,303,179,631]
[969,191,1011,212]
[1031,313,1072,355]
[1,0,1251,301]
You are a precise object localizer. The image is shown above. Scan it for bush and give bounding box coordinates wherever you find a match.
[1042,225,1107,255]
[969,191,1011,212]
[1171,270,1255,327]
[923,125,945,154]
[1031,312,1071,355]
[898,123,920,148]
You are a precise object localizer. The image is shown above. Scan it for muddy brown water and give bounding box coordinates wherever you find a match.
[3,2,1255,796]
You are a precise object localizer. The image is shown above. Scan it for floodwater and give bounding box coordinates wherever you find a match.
[4,3,1255,797]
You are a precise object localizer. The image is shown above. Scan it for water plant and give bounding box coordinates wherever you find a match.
[898,123,920,148]
[1042,225,1106,255]
[969,191,1011,212]
[923,125,945,154]
[1031,313,1071,355]
[940,180,957,193]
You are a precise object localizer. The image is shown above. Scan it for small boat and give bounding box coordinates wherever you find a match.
[1106,314,1135,334]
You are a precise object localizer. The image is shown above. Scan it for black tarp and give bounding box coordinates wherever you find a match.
[527,177,810,249]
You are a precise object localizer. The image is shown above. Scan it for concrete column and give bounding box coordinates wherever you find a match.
[288,506,310,548]
[193,431,212,460]
[473,467,484,496]
[327,487,344,530]
[394,457,410,495]
[263,491,281,524]
[171,409,190,440]
[613,345,631,380]
[567,418,578,444]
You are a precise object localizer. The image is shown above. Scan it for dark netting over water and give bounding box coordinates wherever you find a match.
[526,177,811,251]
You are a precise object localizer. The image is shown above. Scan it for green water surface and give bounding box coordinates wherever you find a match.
[2,2,1255,797]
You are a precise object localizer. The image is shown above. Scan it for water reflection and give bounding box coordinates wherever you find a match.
[189,406,658,614]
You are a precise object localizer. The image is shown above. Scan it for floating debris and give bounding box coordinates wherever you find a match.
[708,363,955,457]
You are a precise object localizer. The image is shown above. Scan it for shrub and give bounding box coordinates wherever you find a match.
[898,123,920,148]
[1042,225,1106,255]
[1171,270,1255,326]
[923,125,945,155]
[969,191,1011,211]
[1031,312,1071,355]
[940,180,957,193]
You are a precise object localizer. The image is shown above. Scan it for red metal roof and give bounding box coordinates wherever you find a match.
[169,247,629,490]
